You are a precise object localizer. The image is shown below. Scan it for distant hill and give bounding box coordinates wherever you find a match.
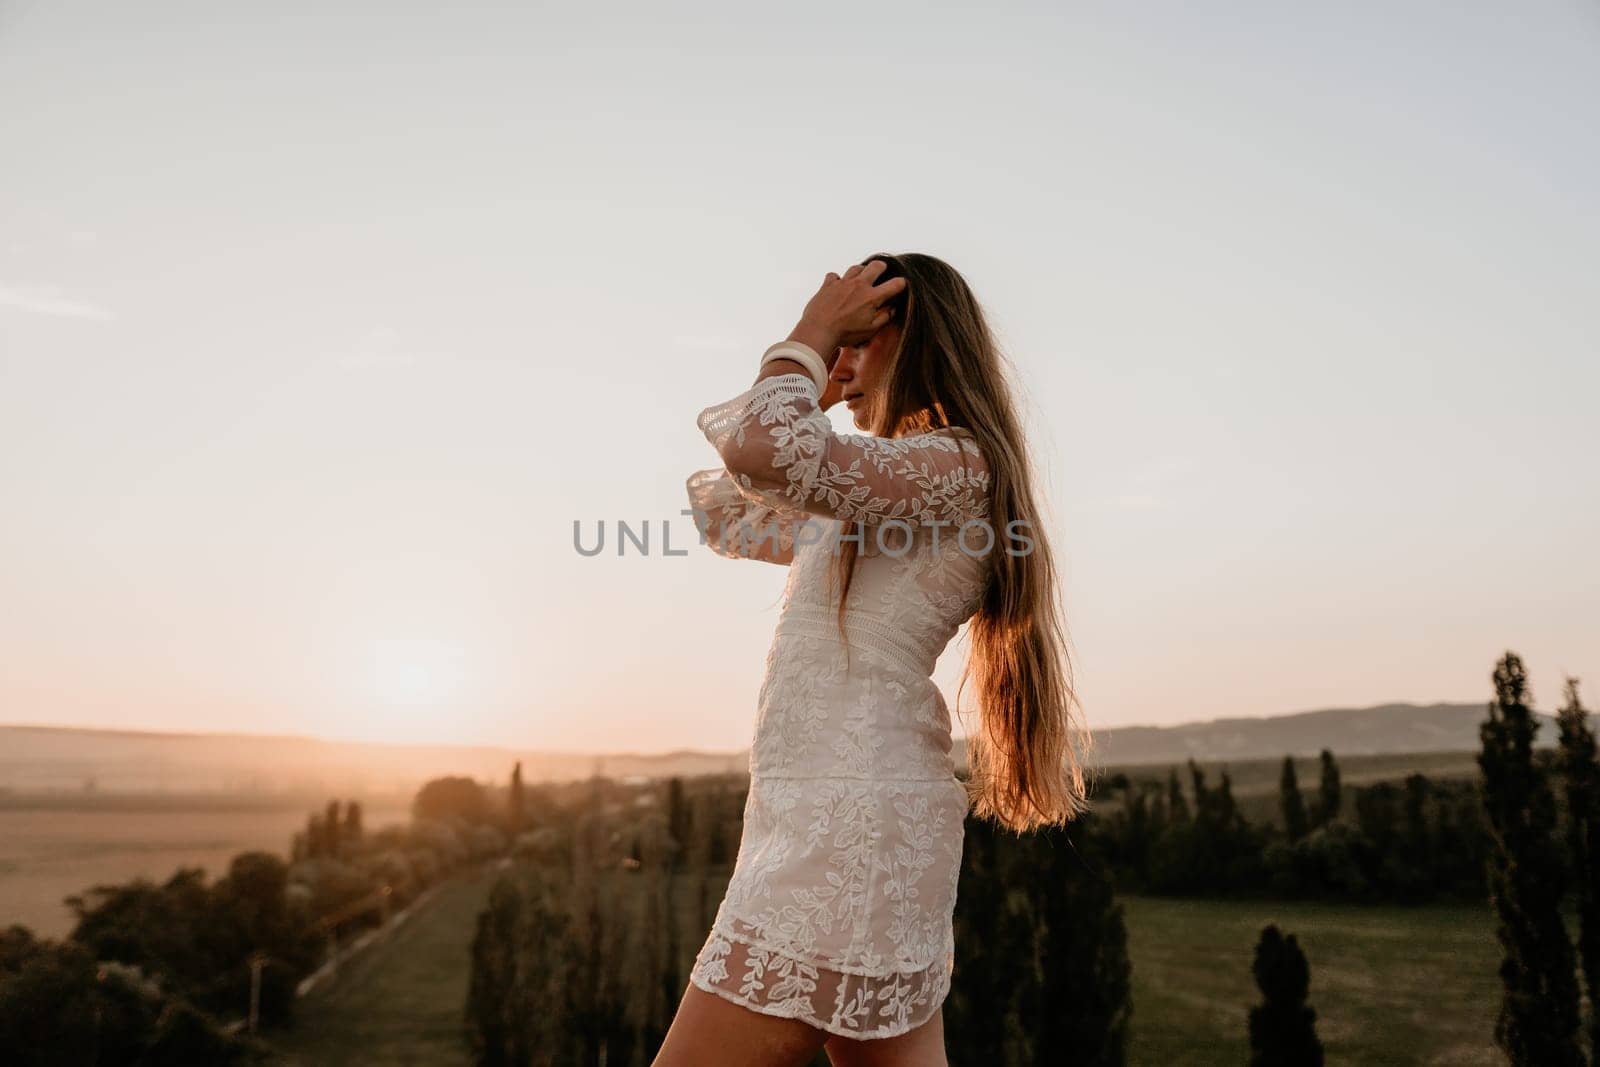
[0,724,744,797]
[1083,701,1553,767]
[0,701,1547,796]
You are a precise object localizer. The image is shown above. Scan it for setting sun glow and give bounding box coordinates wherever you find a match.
[362,638,469,737]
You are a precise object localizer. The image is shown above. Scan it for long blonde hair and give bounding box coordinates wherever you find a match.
[829,252,1096,832]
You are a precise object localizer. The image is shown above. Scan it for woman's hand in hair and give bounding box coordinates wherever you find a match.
[790,259,906,355]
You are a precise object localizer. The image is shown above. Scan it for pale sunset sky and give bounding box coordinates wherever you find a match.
[1,2,1595,753]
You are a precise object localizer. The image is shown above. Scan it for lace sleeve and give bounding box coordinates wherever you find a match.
[685,465,807,566]
[695,371,990,530]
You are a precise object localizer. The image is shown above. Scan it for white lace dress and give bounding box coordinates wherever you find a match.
[684,369,993,1040]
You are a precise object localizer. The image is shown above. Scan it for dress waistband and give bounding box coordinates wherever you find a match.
[774,603,936,676]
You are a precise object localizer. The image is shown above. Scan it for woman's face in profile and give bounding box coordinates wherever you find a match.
[830,318,901,431]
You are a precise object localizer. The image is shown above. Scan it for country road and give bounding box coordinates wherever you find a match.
[271,864,499,1066]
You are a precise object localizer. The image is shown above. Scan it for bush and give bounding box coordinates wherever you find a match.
[414,777,490,826]
[288,858,374,920]
[0,928,250,1066]
[410,819,468,870]
[1264,823,1372,899]
[467,824,509,860]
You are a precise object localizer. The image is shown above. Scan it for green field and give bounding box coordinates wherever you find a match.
[1123,894,1503,1066]
[265,869,1509,1065]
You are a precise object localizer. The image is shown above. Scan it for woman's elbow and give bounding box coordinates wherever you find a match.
[720,445,797,506]
[719,440,771,483]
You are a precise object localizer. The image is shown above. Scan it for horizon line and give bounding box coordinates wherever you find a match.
[0,698,1523,755]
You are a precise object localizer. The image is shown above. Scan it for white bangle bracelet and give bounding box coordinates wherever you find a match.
[760,341,827,392]
[760,340,829,394]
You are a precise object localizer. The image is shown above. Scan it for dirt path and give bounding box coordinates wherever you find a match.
[270,864,498,1066]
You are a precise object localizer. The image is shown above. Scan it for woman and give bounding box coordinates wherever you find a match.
[656,254,1095,1066]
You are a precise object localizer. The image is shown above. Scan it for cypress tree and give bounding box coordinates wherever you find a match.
[1314,750,1341,829]
[1121,781,1156,886]
[509,761,525,837]
[1399,774,1433,901]
[304,812,324,859]
[465,877,527,1067]
[324,799,342,856]
[1479,650,1583,1065]
[632,847,672,1055]
[947,817,1131,1065]
[666,777,690,869]
[1247,924,1323,1066]
[1402,775,1429,855]
[345,799,363,842]
[1167,768,1190,824]
[1188,759,1211,823]
[685,792,715,935]
[1217,768,1239,829]
[1024,826,1131,1066]
[945,816,1013,1058]
[1556,676,1600,1059]
[1280,757,1309,843]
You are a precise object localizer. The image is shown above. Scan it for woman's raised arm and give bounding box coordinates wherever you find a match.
[695,368,989,533]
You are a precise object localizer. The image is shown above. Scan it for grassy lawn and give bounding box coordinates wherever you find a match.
[269,865,498,1067]
[261,862,1514,1066]
[1122,894,1505,1066]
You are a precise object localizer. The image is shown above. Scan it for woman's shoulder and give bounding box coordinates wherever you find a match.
[923,425,985,464]
[854,423,987,475]
[895,422,977,445]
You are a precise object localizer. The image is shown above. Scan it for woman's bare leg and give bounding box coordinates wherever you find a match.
[654,982,830,1067]
[823,1008,948,1067]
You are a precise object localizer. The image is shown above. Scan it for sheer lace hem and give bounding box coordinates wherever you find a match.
[689,919,953,1040]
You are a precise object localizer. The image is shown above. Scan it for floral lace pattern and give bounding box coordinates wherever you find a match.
[685,465,806,566]
[686,371,990,1040]
[694,373,989,534]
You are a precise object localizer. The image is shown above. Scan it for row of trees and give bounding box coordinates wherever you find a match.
[1093,750,1487,903]
[464,766,1364,1066]
[9,648,1578,1063]
[0,864,281,1065]
[462,650,1600,1065]
[0,774,528,1065]
[466,773,744,1065]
